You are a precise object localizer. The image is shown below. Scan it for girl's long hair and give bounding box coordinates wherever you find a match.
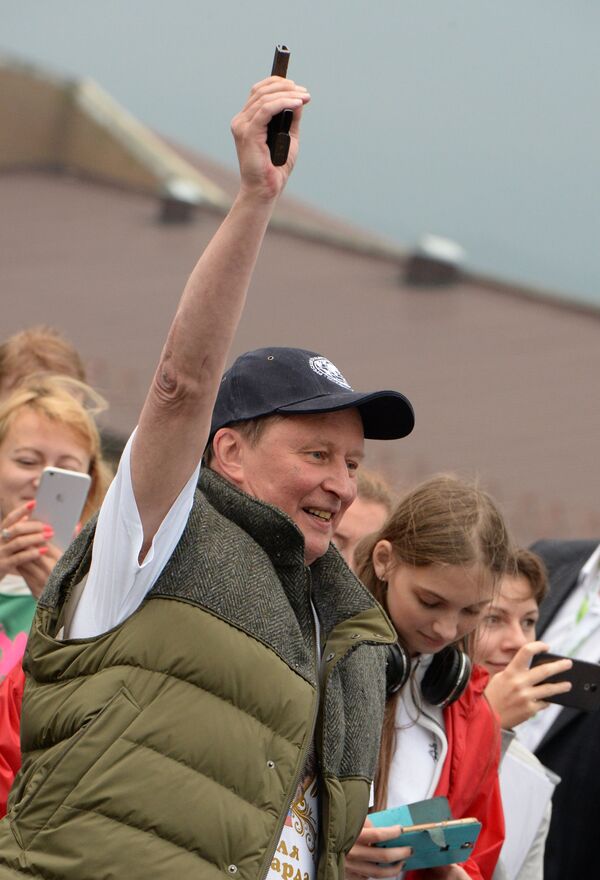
[354,474,513,809]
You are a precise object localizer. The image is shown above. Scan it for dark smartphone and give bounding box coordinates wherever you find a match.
[267,44,292,166]
[530,652,600,712]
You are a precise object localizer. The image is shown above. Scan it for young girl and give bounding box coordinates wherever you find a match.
[346,475,513,880]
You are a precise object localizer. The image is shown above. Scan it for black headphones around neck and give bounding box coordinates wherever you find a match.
[386,641,472,709]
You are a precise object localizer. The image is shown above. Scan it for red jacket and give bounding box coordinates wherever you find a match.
[405,665,504,880]
[0,660,24,817]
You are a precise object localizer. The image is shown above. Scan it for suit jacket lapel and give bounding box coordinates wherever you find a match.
[536,542,598,635]
[537,558,581,634]
[537,704,581,751]
[533,541,599,747]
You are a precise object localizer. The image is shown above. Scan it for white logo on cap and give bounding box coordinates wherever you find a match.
[309,356,352,390]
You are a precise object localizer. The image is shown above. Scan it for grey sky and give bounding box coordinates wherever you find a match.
[2,0,599,305]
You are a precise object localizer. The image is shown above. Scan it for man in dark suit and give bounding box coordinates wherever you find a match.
[524,539,600,880]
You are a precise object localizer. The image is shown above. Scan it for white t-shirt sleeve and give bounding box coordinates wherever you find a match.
[68,429,201,640]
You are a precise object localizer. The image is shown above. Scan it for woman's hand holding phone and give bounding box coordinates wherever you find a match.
[17,541,62,598]
[345,818,412,879]
[0,500,57,596]
[484,640,573,728]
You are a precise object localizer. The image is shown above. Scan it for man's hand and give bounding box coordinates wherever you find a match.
[232,76,310,203]
[132,73,310,555]
[485,641,573,728]
[345,818,412,879]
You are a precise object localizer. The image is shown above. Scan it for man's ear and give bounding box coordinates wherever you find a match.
[372,539,394,581]
[210,427,247,487]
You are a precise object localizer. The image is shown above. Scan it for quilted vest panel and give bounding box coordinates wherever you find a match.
[0,468,396,880]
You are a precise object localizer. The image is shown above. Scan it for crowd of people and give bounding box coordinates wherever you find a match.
[0,72,597,880]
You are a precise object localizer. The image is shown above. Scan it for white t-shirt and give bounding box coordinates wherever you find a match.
[67,430,200,639]
[267,688,320,880]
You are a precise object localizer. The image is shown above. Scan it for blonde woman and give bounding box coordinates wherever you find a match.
[0,374,110,814]
[0,375,110,677]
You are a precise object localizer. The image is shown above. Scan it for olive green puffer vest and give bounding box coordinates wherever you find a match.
[0,468,396,880]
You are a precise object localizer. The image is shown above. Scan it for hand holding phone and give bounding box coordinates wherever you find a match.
[484,640,574,728]
[267,44,293,165]
[530,651,600,712]
[345,818,413,879]
[371,814,481,871]
[35,467,91,552]
[0,500,54,586]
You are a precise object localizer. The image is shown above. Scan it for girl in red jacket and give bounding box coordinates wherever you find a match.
[346,475,512,880]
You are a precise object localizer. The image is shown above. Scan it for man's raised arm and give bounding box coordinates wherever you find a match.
[131,77,310,554]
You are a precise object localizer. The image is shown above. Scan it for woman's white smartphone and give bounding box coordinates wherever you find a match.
[35,467,91,551]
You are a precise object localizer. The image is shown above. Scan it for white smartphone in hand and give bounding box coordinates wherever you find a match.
[35,467,91,551]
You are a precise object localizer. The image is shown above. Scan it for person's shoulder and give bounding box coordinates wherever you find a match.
[452,665,495,724]
[531,540,599,593]
[507,735,545,771]
[530,538,599,566]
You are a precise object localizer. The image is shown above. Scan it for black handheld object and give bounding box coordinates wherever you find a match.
[530,651,600,712]
[386,643,471,708]
[267,44,293,166]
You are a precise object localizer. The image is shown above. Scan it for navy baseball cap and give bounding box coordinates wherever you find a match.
[210,347,414,440]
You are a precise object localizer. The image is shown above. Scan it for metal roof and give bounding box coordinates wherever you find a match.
[2,57,599,545]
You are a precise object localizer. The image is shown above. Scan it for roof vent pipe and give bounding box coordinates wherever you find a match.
[404,234,465,286]
[159,178,203,223]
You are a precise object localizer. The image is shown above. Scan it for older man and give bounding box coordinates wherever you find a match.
[0,75,414,880]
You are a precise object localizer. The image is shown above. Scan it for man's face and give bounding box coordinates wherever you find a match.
[332,496,390,572]
[231,409,364,565]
